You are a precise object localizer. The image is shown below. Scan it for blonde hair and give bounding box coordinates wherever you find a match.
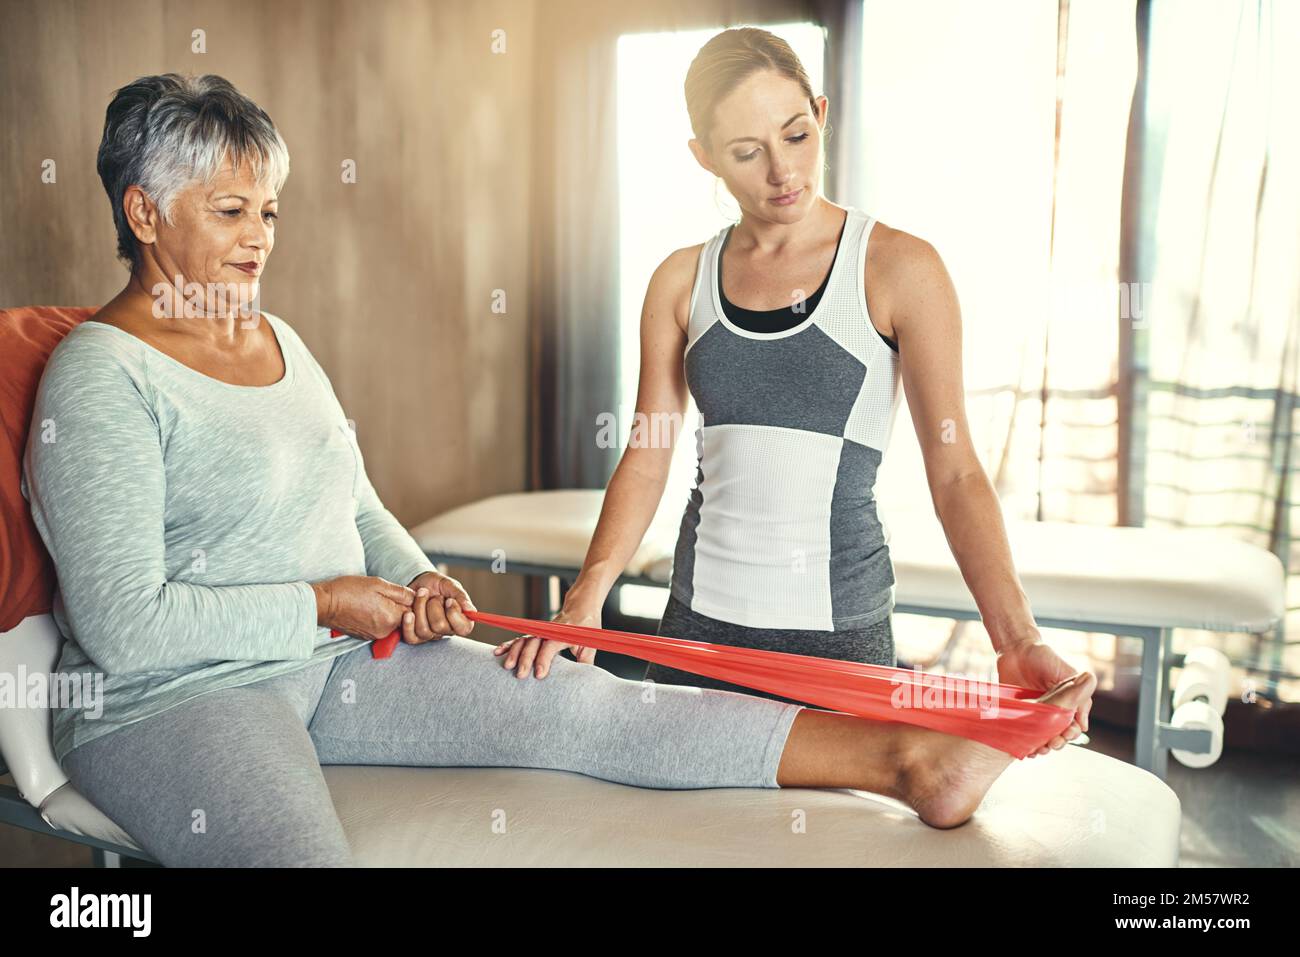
[684,27,818,148]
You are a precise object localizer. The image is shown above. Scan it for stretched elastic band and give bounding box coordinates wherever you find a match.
[467,610,1075,759]
[332,611,1075,758]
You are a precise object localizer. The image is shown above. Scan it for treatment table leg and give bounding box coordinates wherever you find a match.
[1133,625,1171,778]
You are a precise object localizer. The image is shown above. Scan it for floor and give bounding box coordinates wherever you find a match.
[1075,718,1299,867]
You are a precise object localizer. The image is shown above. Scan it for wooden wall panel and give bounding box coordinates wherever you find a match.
[0,0,537,619]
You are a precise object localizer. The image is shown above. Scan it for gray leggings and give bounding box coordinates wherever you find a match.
[62,634,802,867]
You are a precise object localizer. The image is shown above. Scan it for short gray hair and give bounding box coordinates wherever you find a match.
[96,74,290,269]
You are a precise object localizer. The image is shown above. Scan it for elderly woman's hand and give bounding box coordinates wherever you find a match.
[313,576,416,642]
[401,571,477,644]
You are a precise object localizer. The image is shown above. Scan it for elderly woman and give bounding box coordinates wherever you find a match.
[23,74,1093,867]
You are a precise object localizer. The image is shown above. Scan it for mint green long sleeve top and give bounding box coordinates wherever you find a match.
[22,312,437,769]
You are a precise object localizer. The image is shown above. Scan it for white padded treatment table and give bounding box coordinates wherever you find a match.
[1,739,1180,868]
[0,590,1182,867]
[410,490,1287,780]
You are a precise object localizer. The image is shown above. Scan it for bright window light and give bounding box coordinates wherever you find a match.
[855,0,1135,524]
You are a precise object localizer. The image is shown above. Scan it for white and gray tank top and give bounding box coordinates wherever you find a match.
[669,206,904,631]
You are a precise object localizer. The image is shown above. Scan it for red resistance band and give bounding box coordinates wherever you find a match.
[332,611,1073,759]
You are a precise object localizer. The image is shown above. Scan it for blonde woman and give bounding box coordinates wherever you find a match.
[498,28,1094,759]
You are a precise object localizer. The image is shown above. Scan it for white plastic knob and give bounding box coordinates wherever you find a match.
[1170,699,1224,768]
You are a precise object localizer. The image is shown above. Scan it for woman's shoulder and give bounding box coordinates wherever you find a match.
[654,242,708,287]
[44,316,151,385]
[862,218,950,338]
[258,309,297,345]
[864,218,945,287]
[31,320,160,428]
[642,243,707,337]
[259,310,316,364]
[259,310,336,394]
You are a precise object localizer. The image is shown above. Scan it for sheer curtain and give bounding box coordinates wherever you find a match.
[1136,0,1299,700]
[853,0,1297,705]
[851,0,1137,674]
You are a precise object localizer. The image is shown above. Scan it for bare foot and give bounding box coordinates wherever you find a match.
[895,671,1098,829]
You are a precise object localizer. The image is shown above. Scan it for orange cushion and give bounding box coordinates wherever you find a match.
[0,307,97,633]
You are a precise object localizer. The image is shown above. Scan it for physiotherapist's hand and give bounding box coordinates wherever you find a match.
[996,635,1092,757]
[313,576,415,641]
[493,603,599,679]
[402,571,476,644]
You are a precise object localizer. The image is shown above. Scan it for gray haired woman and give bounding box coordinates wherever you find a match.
[23,73,1093,866]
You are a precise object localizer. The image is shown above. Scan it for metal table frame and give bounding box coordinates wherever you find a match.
[0,772,154,866]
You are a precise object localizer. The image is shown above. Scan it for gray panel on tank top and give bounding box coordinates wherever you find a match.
[672,428,705,604]
[671,211,897,628]
[684,321,866,435]
[830,439,893,625]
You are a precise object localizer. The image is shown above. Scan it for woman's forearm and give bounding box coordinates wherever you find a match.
[563,449,673,612]
[66,579,320,675]
[929,470,1039,653]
